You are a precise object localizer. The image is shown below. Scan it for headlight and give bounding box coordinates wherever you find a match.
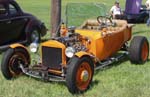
[65,47,75,58]
[29,43,39,53]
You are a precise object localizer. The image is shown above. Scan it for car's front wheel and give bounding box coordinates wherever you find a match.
[66,56,94,94]
[1,48,30,80]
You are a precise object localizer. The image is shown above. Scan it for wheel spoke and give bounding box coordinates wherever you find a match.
[8,52,28,77]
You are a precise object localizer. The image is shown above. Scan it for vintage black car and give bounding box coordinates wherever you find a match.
[0,0,47,50]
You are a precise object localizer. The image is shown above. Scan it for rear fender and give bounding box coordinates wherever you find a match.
[25,20,46,37]
[25,20,40,33]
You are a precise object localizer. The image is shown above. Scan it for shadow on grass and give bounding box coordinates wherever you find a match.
[21,69,100,95]
[89,79,99,89]
[148,59,150,62]
[94,55,129,76]
[95,55,150,76]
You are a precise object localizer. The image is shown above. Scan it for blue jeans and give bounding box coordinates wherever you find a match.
[147,11,150,27]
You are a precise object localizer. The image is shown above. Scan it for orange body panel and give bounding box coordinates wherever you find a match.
[75,20,132,60]
[40,20,132,71]
[9,43,28,52]
[10,43,26,49]
[75,51,91,58]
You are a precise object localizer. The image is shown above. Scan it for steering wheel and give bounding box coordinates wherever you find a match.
[97,16,113,28]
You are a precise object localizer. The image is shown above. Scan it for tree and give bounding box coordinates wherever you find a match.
[51,0,61,37]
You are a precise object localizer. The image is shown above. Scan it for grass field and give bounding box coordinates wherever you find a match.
[0,0,150,97]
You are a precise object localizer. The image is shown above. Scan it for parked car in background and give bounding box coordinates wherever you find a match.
[120,0,149,23]
[0,0,47,50]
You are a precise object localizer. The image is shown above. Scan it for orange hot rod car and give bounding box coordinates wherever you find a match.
[1,16,149,94]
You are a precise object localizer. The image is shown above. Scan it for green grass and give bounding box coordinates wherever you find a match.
[0,0,150,97]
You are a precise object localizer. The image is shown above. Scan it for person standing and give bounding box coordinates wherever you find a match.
[145,0,150,26]
[110,1,123,19]
[145,0,150,9]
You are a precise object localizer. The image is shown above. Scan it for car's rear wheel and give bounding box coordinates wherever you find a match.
[129,36,149,64]
[66,56,94,94]
[28,28,41,44]
[1,48,30,80]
